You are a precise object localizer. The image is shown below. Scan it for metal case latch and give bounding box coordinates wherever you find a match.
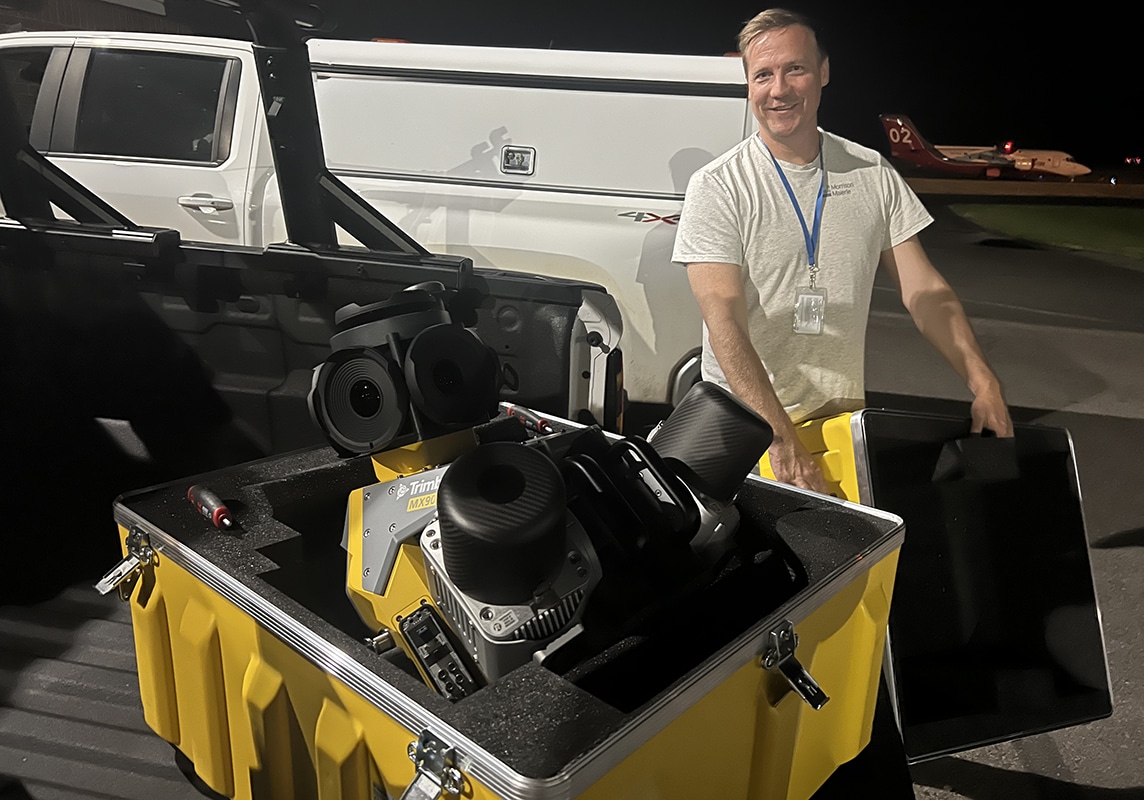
[94,527,153,601]
[762,620,830,710]
[401,730,464,800]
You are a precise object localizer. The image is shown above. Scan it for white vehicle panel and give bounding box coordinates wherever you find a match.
[52,156,250,245]
[308,38,747,84]
[315,74,749,197]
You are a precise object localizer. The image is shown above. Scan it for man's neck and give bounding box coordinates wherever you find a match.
[759,128,821,165]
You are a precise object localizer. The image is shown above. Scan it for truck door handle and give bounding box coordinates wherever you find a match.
[178,195,235,212]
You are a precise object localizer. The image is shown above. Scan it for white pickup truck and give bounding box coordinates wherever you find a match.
[0,30,752,408]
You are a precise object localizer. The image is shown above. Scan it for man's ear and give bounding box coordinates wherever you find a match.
[821,57,830,88]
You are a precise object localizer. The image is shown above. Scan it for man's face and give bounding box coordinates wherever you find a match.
[744,25,829,147]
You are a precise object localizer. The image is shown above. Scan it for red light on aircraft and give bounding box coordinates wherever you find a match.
[1003,141,1014,154]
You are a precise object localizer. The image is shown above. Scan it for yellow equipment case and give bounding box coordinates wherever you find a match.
[107,404,905,800]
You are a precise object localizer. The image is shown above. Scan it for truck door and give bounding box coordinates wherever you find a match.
[45,40,256,246]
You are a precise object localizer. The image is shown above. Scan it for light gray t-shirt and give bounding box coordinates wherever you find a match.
[672,130,932,423]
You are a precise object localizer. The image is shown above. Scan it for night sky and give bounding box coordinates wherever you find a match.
[186,1,1141,169]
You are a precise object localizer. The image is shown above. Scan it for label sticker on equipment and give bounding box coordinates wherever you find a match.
[407,492,437,512]
[492,610,519,633]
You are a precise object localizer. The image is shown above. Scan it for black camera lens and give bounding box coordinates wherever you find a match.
[433,360,463,395]
[404,325,500,426]
[350,379,382,418]
[309,349,407,455]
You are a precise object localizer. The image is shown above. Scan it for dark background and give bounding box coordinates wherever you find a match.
[2,0,1140,170]
[232,0,1143,171]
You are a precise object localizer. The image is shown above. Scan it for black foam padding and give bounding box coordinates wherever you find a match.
[649,381,774,503]
[775,508,887,566]
[450,664,627,777]
[437,442,567,605]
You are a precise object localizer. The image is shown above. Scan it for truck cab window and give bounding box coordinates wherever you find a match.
[0,48,50,141]
[74,50,228,163]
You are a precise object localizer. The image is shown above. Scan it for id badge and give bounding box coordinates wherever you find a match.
[793,286,827,335]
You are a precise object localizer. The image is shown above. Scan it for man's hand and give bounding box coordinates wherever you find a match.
[970,382,1014,437]
[768,433,831,494]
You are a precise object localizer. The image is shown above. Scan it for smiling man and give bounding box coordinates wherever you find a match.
[672,7,1013,493]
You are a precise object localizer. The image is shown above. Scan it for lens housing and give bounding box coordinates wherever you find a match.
[308,285,502,456]
[309,348,407,456]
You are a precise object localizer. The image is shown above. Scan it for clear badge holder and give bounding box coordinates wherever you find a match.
[794,286,827,335]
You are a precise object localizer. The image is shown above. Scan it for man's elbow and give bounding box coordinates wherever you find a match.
[904,285,964,327]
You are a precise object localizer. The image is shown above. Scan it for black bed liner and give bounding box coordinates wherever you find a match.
[0,586,204,800]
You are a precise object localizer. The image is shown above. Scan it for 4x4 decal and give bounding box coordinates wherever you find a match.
[618,211,680,224]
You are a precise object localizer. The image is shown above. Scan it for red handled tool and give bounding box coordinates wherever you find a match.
[187,484,234,529]
[504,404,555,435]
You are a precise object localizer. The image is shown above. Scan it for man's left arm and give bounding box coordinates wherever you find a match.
[879,235,1014,436]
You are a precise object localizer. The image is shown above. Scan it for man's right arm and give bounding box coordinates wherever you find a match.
[686,261,829,494]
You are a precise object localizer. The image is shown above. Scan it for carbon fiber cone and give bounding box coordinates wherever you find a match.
[437,442,567,605]
[648,381,773,503]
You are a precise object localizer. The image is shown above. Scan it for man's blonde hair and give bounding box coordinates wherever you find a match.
[737,8,827,63]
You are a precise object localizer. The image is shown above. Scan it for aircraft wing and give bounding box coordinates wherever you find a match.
[938,147,1011,165]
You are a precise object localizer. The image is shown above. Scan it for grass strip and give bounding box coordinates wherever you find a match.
[949,204,1144,261]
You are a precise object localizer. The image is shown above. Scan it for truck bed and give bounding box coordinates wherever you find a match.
[0,586,205,800]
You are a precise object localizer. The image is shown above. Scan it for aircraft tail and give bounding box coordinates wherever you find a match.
[877,112,989,174]
[879,114,934,158]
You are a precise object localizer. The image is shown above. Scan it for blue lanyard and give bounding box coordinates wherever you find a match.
[761,135,826,283]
